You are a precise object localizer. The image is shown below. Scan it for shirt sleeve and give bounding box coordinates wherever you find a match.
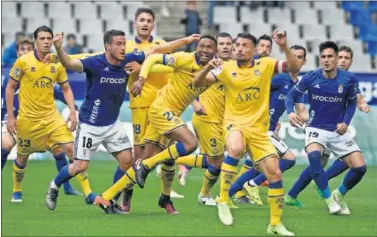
[125,51,146,64]
[79,57,93,73]
[270,74,285,90]
[162,51,187,69]
[294,73,311,93]
[9,57,24,81]
[56,65,68,84]
[210,64,229,84]
[347,76,359,100]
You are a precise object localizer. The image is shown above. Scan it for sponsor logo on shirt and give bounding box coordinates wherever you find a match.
[100,77,126,84]
[311,93,342,103]
[89,99,101,123]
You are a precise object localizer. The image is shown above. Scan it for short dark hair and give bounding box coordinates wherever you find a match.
[319,41,339,55]
[33,25,53,40]
[66,34,76,40]
[257,34,273,46]
[16,40,34,51]
[236,33,257,46]
[199,35,217,46]
[103,30,125,45]
[217,32,232,40]
[339,45,353,59]
[290,44,307,59]
[135,7,155,21]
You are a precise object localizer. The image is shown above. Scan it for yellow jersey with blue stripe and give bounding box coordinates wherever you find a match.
[9,51,68,120]
[126,36,169,108]
[212,57,283,132]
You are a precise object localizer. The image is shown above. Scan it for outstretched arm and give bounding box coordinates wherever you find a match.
[272,30,300,73]
[145,34,201,57]
[53,33,84,72]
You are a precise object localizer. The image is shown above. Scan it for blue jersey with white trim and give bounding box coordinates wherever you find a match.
[269,73,304,132]
[294,68,358,131]
[79,52,145,126]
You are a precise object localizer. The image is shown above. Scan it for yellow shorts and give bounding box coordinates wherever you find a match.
[192,116,224,158]
[131,107,150,146]
[224,123,278,164]
[16,112,74,156]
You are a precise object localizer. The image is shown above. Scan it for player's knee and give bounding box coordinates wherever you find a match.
[183,139,198,154]
[209,156,223,169]
[352,165,367,176]
[61,143,74,159]
[71,160,88,174]
[1,136,15,151]
[16,156,28,166]
[227,146,244,159]
[119,158,133,171]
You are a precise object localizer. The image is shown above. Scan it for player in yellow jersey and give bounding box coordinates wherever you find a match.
[190,32,232,206]
[192,31,300,235]
[5,26,92,202]
[94,36,217,214]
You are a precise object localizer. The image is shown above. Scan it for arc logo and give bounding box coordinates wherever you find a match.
[33,77,53,88]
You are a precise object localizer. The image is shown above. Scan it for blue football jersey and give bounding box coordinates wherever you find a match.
[269,73,304,132]
[79,52,145,126]
[294,68,358,131]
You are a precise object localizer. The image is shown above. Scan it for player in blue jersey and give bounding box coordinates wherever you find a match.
[1,39,81,201]
[45,30,200,212]
[285,45,371,209]
[285,41,367,215]
[229,45,308,205]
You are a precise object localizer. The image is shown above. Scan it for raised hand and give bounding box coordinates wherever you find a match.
[272,30,287,47]
[53,32,64,49]
[185,34,201,44]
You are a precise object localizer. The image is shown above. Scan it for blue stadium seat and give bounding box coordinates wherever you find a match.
[341,1,365,11]
[363,25,377,56]
[349,9,371,27]
[368,1,377,12]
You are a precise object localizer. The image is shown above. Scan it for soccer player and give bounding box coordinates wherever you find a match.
[192,31,300,235]
[94,35,218,214]
[230,45,308,206]
[5,26,84,203]
[256,34,273,58]
[45,29,199,212]
[1,39,81,200]
[191,32,232,206]
[285,41,367,216]
[285,45,371,208]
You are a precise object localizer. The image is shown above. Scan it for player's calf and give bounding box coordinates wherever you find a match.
[11,156,28,203]
[1,132,16,170]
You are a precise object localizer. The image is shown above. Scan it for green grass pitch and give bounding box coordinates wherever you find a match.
[2,157,376,236]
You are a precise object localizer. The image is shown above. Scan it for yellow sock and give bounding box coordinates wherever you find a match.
[218,157,239,203]
[12,162,26,192]
[175,154,205,168]
[268,187,284,226]
[103,168,136,201]
[160,163,176,196]
[143,143,182,169]
[75,171,93,197]
[200,168,219,197]
[233,164,252,198]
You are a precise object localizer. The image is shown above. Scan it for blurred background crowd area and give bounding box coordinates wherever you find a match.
[2,1,377,72]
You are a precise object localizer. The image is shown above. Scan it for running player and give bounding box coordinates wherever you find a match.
[5,26,84,203]
[230,45,308,206]
[93,35,218,214]
[1,39,81,201]
[285,41,367,216]
[45,29,199,212]
[192,31,300,235]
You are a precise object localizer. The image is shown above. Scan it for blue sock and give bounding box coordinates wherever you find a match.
[338,165,367,196]
[185,166,192,171]
[269,180,283,189]
[1,148,10,170]
[201,155,209,169]
[54,165,73,187]
[53,153,72,191]
[229,168,261,197]
[288,166,312,198]
[308,151,330,199]
[326,159,349,181]
[253,159,295,186]
[113,166,126,201]
[244,159,253,168]
[85,192,98,204]
[176,142,188,156]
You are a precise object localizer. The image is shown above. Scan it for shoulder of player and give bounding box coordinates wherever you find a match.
[152,37,166,45]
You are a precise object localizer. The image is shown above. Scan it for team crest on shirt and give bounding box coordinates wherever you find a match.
[338,84,343,93]
[254,69,260,76]
[133,48,140,55]
[50,66,56,73]
[13,68,21,77]
[31,67,36,72]
[166,55,176,65]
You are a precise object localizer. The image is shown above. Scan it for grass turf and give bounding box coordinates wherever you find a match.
[2,158,376,236]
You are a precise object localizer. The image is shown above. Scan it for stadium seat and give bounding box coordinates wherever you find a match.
[105,19,131,35]
[368,1,377,12]
[240,7,265,24]
[20,2,46,18]
[341,1,365,11]
[285,2,310,11]
[301,53,317,72]
[313,1,338,10]
[247,23,272,38]
[219,23,244,38]
[72,2,98,20]
[123,2,149,20]
[273,23,300,40]
[51,18,77,36]
[366,40,377,56]
[78,19,104,35]
[336,39,365,55]
[84,33,104,52]
[2,2,18,18]
[321,9,345,25]
[98,2,124,20]
[350,54,372,72]
[268,8,292,24]
[26,18,51,32]
[302,24,327,41]
[214,6,237,24]
[294,9,319,24]
[47,2,72,19]
[2,18,23,34]
[349,9,372,27]
[3,33,16,48]
[328,24,354,40]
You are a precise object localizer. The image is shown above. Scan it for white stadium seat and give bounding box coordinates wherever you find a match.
[106,19,131,35]
[294,9,318,24]
[313,1,338,10]
[268,8,292,24]
[48,2,72,19]
[301,53,318,72]
[248,23,272,38]
[2,2,18,18]
[219,23,244,38]
[321,9,345,25]
[20,2,46,18]
[72,2,98,20]
[350,54,372,72]
[79,19,104,34]
[328,24,354,40]
[336,39,365,56]
[51,18,77,36]
[214,6,237,24]
[274,23,300,40]
[240,7,265,24]
[2,18,23,34]
[85,33,104,52]
[285,2,310,11]
[26,18,51,32]
[302,24,327,40]
[97,2,124,20]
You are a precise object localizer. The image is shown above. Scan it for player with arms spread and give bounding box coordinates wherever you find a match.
[192,31,300,235]
[285,41,367,216]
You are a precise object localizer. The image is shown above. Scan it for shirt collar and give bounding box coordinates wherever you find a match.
[135,35,154,44]
[34,50,42,61]
[237,59,254,68]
